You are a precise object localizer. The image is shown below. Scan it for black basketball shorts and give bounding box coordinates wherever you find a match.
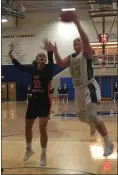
[25,97,51,119]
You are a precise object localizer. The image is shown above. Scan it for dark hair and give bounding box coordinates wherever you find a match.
[73,37,81,42]
[32,60,37,65]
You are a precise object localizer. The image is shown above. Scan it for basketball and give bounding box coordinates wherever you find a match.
[59,11,75,22]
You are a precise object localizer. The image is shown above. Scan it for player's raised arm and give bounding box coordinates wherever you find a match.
[9,44,33,73]
[9,43,15,61]
[43,39,54,64]
[60,11,93,59]
[43,41,69,68]
[73,12,93,59]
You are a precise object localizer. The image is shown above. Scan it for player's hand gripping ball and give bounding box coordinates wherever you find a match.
[59,11,77,23]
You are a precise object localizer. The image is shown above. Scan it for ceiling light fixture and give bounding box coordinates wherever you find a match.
[61,8,76,11]
[2,19,8,23]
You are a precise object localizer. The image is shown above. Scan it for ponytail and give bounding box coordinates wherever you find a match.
[32,60,37,65]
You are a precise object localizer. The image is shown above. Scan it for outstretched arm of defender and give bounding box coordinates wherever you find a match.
[43,41,69,68]
[9,44,15,60]
[9,44,32,73]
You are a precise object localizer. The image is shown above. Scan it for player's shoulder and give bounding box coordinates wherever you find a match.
[46,63,53,67]
[45,64,53,71]
[69,52,78,58]
[69,52,81,58]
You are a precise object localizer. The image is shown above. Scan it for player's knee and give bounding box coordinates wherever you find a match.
[77,111,88,123]
[94,118,103,126]
[25,119,34,130]
[88,111,102,126]
[25,123,33,132]
[39,122,47,135]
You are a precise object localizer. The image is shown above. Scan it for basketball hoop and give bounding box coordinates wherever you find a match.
[101,61,106,72]
[16,4,25,13]
[20,4,25,13]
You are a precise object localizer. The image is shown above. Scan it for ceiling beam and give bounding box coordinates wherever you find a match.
[85,0,118,5]
[89,9,118,13]
[90,14,117,17]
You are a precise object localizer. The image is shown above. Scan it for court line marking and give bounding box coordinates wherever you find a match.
[2,166,95,175]
[2,129,117,138]
[2,140,117,143]
[2,133,117,139]
[53,113,118,117]
[3,128,117,132]
[2,140,98,143]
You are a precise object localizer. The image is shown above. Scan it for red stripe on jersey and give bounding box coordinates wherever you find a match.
[48,81,52,120]
[48,81,52,104]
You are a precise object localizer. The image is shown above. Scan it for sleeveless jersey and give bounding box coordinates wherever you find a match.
[69,52,94,88]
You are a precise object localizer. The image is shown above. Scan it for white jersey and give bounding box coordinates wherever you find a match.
[69,52,94,88]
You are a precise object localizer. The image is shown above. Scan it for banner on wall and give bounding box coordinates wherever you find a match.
[2,34,36,65]
[2,34,36,38]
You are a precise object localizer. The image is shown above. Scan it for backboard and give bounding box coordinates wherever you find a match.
[93,54,117,70]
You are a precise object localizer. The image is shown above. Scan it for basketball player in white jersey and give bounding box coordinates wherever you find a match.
[43,12,114,156]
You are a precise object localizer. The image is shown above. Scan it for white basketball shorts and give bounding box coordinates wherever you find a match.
[75,79,101,113]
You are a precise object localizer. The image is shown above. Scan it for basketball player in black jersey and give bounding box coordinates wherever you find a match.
[9,42,54,166]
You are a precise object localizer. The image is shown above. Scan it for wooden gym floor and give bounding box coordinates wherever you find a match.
[2,101,117,174]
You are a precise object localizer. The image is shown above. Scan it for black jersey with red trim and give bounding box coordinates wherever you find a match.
[12,51,53,104]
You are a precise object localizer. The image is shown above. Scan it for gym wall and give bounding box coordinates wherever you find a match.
[2,11,117,65]
[2,11,117,101]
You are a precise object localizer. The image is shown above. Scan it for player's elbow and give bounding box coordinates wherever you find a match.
[56,61,66,68]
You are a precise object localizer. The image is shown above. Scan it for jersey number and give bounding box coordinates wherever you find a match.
[71,65,81,78]
[33,80,41,89]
